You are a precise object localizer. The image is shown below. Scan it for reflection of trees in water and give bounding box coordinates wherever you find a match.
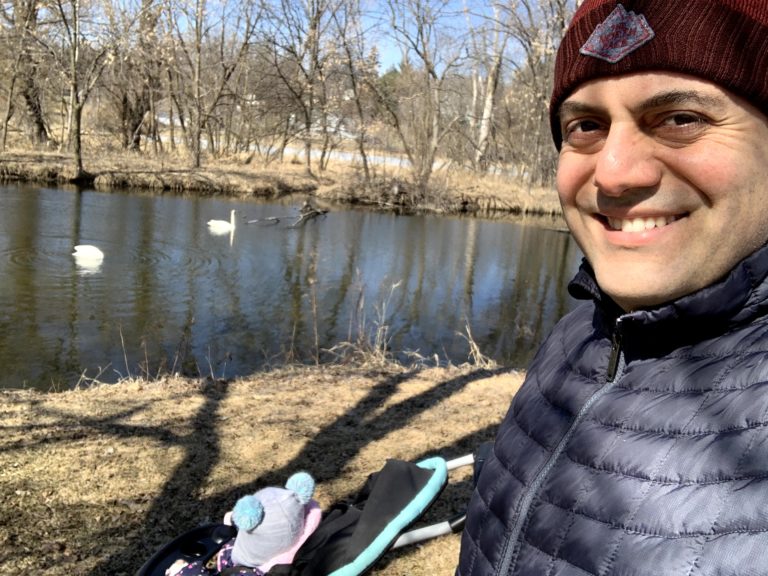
[142,211,580,374]
[486,225,578,367]
[0,191,581,389]
[3,189,46,381]
[467,220,575,367]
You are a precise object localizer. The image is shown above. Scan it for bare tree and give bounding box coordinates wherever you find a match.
[466,2,509,172]
[365,0,468,194]
[238,45,308,162]
[47,0,116,178]
[163,0,260,168]
[331,0,378,182]
[102,0,162,151]
[497,0,574,186]
[0,0,575,194]
[0,0,51,148]
[261,0,341,176]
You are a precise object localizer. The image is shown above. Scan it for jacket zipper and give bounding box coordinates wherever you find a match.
[606,326,623,382]
[496,318,626,576]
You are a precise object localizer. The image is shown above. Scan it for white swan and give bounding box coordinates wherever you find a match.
[73,244,104,273]
[207,209,236,235]
[73,244,104,262]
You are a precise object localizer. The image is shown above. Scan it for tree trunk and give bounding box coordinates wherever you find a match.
[72,101,85,177]
[127,92,149,151]
[18,75,49,145]
[148,86,161,154]
[120,93,148,150]
[303,107,313,175]
[14,0,50,146]
[475,36,506,172]
[1,77,16,151]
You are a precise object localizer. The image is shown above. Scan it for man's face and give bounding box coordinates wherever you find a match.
[556,72,768,311]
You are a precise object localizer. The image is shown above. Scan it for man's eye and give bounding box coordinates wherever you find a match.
[567,119,601,133]
[562,119,604,147]
[653,112,710,142]
[661,113,706,127]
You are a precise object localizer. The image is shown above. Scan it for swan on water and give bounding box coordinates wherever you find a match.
[72,244,104,262]
[73,244,104,273]
[208,209,236,235]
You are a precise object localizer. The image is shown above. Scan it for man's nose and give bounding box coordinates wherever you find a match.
[593,124,661,196]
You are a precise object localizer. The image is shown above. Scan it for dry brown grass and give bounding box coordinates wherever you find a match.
[0,148,319,198]
[0,364,524,576]
[429,168,563,216]
[0,144,563,219]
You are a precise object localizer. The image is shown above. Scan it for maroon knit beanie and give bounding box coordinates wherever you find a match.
[550,0,768,149]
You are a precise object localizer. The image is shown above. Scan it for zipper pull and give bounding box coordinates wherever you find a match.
[607,320,623,382]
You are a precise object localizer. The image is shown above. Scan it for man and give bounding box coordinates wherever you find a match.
[457,1,768,575]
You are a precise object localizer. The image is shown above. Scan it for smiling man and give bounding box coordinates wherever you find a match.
[457,1,768,575]
[558,72,768,311]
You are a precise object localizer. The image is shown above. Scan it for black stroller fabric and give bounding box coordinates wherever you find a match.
[274,457,447,576]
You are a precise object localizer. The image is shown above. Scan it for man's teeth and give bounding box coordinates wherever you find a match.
[607,216,677,232]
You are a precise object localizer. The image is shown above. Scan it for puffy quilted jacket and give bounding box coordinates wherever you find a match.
[457,244,768,576]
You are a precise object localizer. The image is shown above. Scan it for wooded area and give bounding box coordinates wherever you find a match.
[0,0,576,190]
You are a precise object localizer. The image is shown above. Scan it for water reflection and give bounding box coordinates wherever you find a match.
[0,185,583,390]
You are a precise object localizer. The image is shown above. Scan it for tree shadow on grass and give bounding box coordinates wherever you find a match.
[0,379,230,575]
[82,365,510,575]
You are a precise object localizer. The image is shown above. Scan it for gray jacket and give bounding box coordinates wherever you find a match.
[457,245,768,576]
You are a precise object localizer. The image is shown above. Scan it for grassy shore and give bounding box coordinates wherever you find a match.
[0,148,563,219]
[0,363,524,576]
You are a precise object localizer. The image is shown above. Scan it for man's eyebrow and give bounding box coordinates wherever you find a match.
[557,89,727,119]
[635,90,727,113]
[557,100,600,120]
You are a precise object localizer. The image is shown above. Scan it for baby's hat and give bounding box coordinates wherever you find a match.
[231,472,316,568]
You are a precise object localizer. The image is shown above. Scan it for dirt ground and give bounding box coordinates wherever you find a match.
[0,363,524,576]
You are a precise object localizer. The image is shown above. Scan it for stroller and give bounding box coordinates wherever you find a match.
[137,444,492,576]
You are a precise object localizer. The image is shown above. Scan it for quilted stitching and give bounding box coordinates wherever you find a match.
[456,245,768,576]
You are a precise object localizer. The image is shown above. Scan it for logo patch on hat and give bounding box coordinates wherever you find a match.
[580,4,654,63]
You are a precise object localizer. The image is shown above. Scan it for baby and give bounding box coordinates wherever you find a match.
[167,472,321,576]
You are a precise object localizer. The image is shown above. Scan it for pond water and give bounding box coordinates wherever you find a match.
[0,184,584,391]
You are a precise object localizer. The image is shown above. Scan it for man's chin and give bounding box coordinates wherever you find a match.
[595,274,681,312]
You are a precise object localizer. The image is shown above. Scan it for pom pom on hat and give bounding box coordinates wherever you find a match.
[231,495,265,532]
[231,472,317,569]
[285,472,315,504]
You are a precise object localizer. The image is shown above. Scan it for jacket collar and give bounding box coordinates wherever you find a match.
[568,242,768,347]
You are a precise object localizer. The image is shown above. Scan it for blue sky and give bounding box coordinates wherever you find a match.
[360,0,493,72]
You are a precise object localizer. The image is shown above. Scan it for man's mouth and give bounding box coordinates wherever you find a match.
[606,215,680,232]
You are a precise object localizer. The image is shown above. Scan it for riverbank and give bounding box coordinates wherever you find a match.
[0,149,563,219]
[0,363,524,576]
